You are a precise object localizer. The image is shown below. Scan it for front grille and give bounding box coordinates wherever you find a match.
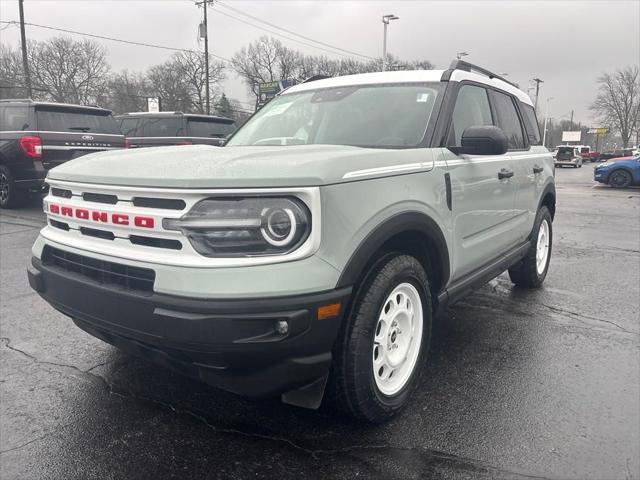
[42,246,155,293]
[51,188,72,199]
[83,192,118,204]
[132,197,186,210]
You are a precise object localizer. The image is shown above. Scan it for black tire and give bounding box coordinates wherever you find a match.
[0,165,24,209]
[608,169,632,188]
[328,254,432,423]
[509,206,553,288]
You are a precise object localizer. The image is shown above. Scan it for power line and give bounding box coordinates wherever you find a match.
[0,20,231,62]
[216,1,374,60]
[211,6,372,61]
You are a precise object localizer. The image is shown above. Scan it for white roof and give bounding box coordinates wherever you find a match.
[285,68,533,106]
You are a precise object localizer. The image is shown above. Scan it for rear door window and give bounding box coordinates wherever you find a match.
[141,117,184,137]
[119,118,140,136]
[0,106,34,131]
[187,119,235,138]
[490,91,526,150]
[520,103,541,146]
[448,85,494,146]
[36,109,121,134]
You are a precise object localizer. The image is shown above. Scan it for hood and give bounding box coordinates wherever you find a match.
[47,144,433,188]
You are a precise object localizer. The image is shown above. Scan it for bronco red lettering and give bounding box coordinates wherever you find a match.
[49,204,60,214]
[75,208,89,220]
[134,216,154,228]
[61,206,73,217]
[112,214,129,225]
[92,211,108,223]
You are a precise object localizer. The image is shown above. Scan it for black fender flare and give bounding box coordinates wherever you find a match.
[537,182,556,218]
[335,211,450,290]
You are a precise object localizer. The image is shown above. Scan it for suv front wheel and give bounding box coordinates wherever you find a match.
[329,254,432,422]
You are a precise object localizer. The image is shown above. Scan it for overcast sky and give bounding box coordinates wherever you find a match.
[1,0,638,122]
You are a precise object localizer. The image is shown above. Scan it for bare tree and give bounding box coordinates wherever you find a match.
[590,66,640,148]
[231,36,295,97]
[144,51,225,113]
[231,36,434,102]
[105,70,149,114]
[27,36,110,105]
[0,44,26,98]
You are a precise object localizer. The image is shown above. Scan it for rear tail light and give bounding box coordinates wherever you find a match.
[124,138,131,149]
[177,140,193,146]
[19,136,42,158]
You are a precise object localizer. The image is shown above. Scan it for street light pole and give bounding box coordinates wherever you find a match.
[542,97,553,148]
[18,0,32,98]
[532,77,544,112]
[381,14,399,72]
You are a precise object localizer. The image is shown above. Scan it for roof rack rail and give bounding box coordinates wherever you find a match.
[445,59,520,90]
[302,75,331,84]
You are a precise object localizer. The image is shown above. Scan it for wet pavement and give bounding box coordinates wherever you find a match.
[1,164,639,480]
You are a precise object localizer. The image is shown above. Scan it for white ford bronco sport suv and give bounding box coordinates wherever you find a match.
[28,60,555,422]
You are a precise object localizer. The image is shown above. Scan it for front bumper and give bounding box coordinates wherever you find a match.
[594,170,607,183]
[28,256,351,398]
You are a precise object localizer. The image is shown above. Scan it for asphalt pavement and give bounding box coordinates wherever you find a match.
[1,164,639,480]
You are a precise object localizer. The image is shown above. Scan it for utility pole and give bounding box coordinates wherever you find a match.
[532,78,543,112]
[542,97,553,148]
[569,110,574,130]
[18,0,32,98]
[196,0,213,114]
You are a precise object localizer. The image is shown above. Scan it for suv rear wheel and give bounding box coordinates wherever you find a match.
[0,165,23,209]
[508,206,552,288]
[329,254,432,422]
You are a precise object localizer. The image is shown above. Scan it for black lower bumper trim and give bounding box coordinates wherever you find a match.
[29,256,351,397]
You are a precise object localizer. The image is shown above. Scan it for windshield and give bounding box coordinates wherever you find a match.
[36,108,121,134]
[227,83,443,148]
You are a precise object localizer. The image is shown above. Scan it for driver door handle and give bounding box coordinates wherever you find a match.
[498,168,514,179]
[533,164,544,174]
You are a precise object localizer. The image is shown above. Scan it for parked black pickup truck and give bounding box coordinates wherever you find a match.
[0,99,125,208]
[115,112,236,148]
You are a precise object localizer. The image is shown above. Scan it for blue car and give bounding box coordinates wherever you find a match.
[594,155,640,188]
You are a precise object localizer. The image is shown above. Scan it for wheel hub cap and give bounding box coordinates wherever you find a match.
[536,219,550,275]
[0,173,8,203]
[373,283,424,396]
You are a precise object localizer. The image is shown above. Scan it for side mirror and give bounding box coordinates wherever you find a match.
[448,126,509,156]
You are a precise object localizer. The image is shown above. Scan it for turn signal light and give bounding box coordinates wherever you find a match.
[317,303,341,320]
[19,136,42,158]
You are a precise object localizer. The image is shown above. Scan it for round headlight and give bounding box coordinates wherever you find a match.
[261,208,297,246]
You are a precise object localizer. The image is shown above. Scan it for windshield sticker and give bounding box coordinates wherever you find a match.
[262,101,294,117]
[416,93,430,103]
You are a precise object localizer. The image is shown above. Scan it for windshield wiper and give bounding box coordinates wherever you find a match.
[69,126,91,132]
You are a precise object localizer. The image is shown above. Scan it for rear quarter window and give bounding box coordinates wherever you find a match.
[520,102,541,146]
[0,106,34,131]
[36,109,121,134]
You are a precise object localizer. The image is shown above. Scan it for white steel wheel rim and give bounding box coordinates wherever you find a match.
[372,282,423,396]
[536,219,550,275]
